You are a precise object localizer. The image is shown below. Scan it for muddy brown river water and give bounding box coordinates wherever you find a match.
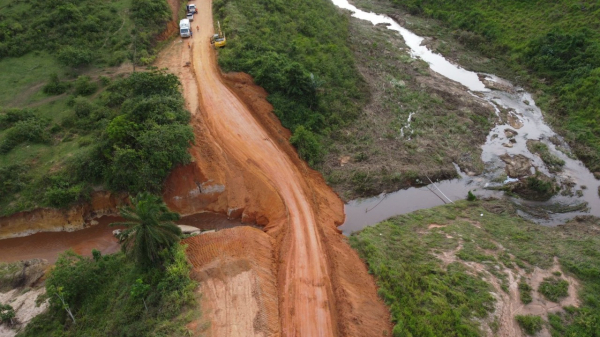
[0,213,244,263]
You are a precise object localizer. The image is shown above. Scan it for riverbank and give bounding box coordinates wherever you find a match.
[322,13,496,200]
[326,0,600,227]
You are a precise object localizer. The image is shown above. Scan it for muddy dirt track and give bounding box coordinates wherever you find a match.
[158,0,390,336]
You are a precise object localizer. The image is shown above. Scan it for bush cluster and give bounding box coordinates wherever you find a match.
[42,73,71,95]
[538,277,569,302]
[21,245,196,336]
[214,0,366,165]
[0,112,50,153]
[0,0,171,67]
[0,70,193,212]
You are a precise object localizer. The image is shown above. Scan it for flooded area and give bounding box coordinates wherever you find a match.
[0,212,246,263]
[333,0,600,233]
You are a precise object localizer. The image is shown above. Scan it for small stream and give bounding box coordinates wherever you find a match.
[332,0,600,234]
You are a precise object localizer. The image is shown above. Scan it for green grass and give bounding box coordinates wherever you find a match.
[350,199,600,336]
[518,279,533,304]
[19,245,197,336]
[538,277,569,302]
[0,52,63,107]
[515,315,543,336]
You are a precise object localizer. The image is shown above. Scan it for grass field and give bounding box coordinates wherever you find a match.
[350,199,600,336]
[0,0,182,217]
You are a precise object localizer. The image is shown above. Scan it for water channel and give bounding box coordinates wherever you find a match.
[332,0,600,235]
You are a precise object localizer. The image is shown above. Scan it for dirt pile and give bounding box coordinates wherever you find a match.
[159,1,391,335]
[184,227,280,337]
[0,192,127,240]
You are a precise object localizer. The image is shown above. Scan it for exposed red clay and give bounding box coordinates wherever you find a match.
[159,0,391,335]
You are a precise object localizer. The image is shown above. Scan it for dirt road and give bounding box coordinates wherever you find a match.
[190,6,336,334]
[159,0,391,335]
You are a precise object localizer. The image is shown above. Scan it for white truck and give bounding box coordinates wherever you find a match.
[179,19,191,38]
[186,4,197,13]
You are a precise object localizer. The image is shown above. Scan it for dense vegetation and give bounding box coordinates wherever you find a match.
[20,245,196,336]
[387,0,600,171]
[350,200,600,336]
[213,0,366,165]
[0,70,193,215]
[0,0,170,66]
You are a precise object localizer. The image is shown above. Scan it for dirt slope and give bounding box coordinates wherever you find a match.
[184,227,280,337]
[159,1,391,335]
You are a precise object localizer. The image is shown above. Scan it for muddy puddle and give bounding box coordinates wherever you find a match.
[0,213,247,263]
[333,0,600,233]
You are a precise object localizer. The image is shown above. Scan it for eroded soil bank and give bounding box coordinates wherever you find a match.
[0,192,127,240]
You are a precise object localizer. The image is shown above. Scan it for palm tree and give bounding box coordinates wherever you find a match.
[111,193,182,268]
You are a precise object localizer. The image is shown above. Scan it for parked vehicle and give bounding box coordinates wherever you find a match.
[186,12,194,21]
[179,19,191,38]
[186,4,197,13]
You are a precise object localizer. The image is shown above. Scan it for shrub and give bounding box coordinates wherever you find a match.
[0,164,29,197]
[74,76,98,96]
[44,184,85,208]
[0,117,49,153]
[538,277,569,302]
[21,246,196,336]
[58,46,93,67]
[0,108,35,129]
[290,125,323,166]
[43,73,71,95]
[467,190,477,201]
[0,304,16,325]
[515,315,543,335]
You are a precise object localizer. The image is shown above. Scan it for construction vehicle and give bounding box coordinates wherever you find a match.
[210,21,226,48]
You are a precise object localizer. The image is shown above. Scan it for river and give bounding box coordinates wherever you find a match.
[331,0,600,234]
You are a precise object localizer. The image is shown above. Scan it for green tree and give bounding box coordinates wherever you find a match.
[111,193,182,268]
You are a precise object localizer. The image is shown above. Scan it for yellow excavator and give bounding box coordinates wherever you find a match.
[210,21,226,48]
